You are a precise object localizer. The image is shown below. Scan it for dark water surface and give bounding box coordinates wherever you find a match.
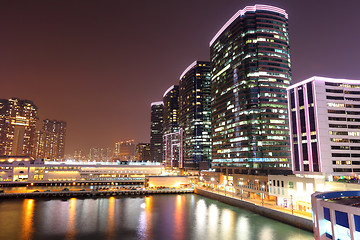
[0,194,313,240]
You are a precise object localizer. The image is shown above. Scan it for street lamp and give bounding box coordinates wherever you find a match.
[211,177,215,192]
[288,189,294,215]
[239,181,244,200]
[261,185,265,206]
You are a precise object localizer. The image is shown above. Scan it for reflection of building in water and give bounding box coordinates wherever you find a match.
[0,156,162,182]
[21,199,34,240]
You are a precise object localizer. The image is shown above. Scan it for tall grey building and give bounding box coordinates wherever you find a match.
[210,5,291,175]
[150,101,163,162]
[179,61,212,170]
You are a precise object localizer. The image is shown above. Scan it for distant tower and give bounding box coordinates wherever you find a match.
[210,5,291,175]
[34,119,67,160]
[114,140,136,161]
[162,85,182,168]
[150,101,163,162]
[0,98,38,156]
[179,61,212,170]
[135,143,151,161]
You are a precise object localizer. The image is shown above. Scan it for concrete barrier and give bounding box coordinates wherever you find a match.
[195,188,313,232]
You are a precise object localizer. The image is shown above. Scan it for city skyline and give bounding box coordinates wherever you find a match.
[2,0,360,154]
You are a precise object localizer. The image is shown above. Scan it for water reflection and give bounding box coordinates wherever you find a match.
[174,195,185,240]
[208,204,219,239]
[65,198,77,240]
[138,196,153,240]
[195,199,207,239]
[0,195,313,240]
[21,199,34,240]
[107,197,116,240]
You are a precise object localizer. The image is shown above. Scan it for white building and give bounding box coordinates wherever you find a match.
[312,191,360,240]
[268,76,360,215]
[288,76,360,180]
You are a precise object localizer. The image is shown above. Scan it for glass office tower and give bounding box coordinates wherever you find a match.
[210,5,291,175]
[179,61,212,170]
[150,102,163,162]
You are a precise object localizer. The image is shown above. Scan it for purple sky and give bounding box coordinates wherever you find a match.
[1,0,360,155]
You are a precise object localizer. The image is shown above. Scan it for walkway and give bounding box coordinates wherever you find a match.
[197,186,312,220]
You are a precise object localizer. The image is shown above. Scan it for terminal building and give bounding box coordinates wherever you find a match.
[0,156,162,183]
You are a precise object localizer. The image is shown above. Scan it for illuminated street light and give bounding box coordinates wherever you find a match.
[261,185,265,206]
[288,189,295,215]
[239,181,244,200]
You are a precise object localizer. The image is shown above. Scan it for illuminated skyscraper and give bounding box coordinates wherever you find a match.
[162,85,182,168]
[37,119,66,160]
[135,143,151,161]
[0,98,38,156]
[210,5,291,175]
[150,101,163,162]
[179,61,212,170]
[114,140,135,161]
[88,147,112,162]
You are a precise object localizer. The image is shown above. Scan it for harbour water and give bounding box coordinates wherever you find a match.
[0,194,313,240]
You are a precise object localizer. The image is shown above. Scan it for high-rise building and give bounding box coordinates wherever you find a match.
[34,119,66,161]
[162,85,182,168]
[114,140,135,161]
[0,98,38,156]
[210,5,291,175]
[89,147,112,162]
[150,101,163,162]
[288,76,360,180]
[135,143,151,162]
[179,61,212,170]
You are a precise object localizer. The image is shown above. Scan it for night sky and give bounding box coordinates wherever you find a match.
[1,0,360,156]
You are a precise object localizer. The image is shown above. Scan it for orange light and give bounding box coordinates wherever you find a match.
[30,183,34,186]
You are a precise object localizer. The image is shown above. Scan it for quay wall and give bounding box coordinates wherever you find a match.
[0,189,194,200]
[195,188,313,232]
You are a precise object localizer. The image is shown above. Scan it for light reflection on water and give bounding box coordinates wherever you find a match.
[0,194,314,240]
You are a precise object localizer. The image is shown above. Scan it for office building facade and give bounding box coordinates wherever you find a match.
[114,140,136,161]
[150,101,164,162]
[162,85,182,168]
[0,98,38,156]
[210,5,291,175]
[288,76,360,179]
[179,61,212,169]
[135,143,151,161]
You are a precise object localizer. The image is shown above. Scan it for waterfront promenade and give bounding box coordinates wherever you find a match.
[195,186,313,232]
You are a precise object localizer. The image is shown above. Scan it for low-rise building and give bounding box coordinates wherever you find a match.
[0,156,163,183]
[312,191,360,240]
